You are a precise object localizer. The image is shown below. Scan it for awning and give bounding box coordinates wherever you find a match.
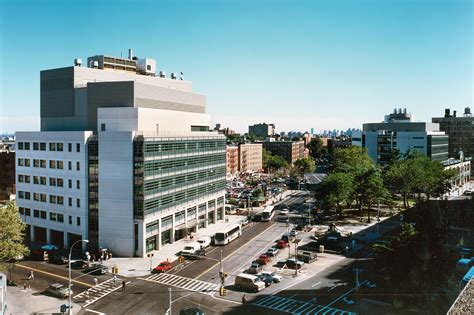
[175,219,198,231]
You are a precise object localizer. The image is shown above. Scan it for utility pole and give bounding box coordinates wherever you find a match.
[168,287,172,315]
[220,250,224,288]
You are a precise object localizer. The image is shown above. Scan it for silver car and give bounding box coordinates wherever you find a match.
[46,283,71,298]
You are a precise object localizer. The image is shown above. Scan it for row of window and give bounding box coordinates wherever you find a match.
[18,158,81,170]
[144,154,225,173]
[18,142,81,153]
[19,207,81,226]
[143,140,226,154]
[18,174,80,189]
[17,190,81,207]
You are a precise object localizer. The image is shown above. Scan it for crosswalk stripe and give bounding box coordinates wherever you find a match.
[140,273,217,295]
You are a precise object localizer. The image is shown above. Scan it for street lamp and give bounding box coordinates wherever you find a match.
[69,239,89,315]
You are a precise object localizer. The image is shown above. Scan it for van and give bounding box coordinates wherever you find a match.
[197,237,211,248]
[181,243,200,257]
[234,273,266,292]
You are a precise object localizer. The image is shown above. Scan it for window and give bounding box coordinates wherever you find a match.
[76,180,80,189]
[68,161,72,170]
[25,208,30,216]
[24,142,30,150]
[68,179,72,188]
[25,159,30,167]
[25,192,30,199]
[33,142,39,150]
[76,198,80,207]
[57,143,63,151]
[68,197,72,206]
[50,195,57,204]
[19,207,24,215]
[101,123,106,131]
[57,178,63,187]
[33,176,39,184]
[76,143,80,152]
[50,178,57,186]
[50,212,57,221]
[57,161,63,169]
[18,158,24,166]
[40,143,46,151]
[24,175,30,183]
[18,191,24,199]
[76,161,80,171]
[34,209,39,218]
[18,175,24,183]
[18,142,24,150]
[40,211,46,219]
[57,196,63,205]
[69,215,72,224]
[49,143,56,151]
[57,214,64,222]
[68,143,72,152]
[77,217,81,226]
[49,160,56,169]
[40,193,46,202]
[34,193,40,201]
[33,159,39,167]
[40,177,46,185]
[40,160,46,168]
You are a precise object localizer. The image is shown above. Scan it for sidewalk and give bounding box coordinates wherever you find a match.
[5,286,81,314]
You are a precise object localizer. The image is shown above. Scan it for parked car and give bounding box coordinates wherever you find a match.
[281,234,290,243]
[180,308,206,315]
[240,217,249,226]
[49,253,69,265]
[197,237,212,248]
[277,240,289,249]
[84,263,108,275]
[248,261,263,274]
[234,273,266,292]
[256,254,270,265]
[285,258,304,270]
[295,223,306,231]
[181,243,201,257]
[266,247,279,257]
[153,261,172,273]
[259,271,282,283]
[70,260,87,269]
[46,283,71,298]
[290,229,298,237]
[280,208,289,215]
[298,251,318,263]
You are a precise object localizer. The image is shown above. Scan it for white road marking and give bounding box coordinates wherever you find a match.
[84,309,106,314]
[312,281,322,288]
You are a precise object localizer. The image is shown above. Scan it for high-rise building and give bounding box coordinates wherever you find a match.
[432,108,474,160]
[16,51,226,257]
[352,109,449,166]
[248,123,275,137]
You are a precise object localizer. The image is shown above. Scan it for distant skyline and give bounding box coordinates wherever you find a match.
[0,0,472,134]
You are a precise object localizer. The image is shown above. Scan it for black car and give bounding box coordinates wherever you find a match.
[83,263,108,275]
[49,253,69,265]
[295,223,306,231]
[180,308,205,315]
[256,274,272,287]
[70,260,87,269]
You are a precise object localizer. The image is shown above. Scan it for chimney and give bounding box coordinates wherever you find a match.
[444,108,450,118]
[453,110,457,118]
[128,49,133,60]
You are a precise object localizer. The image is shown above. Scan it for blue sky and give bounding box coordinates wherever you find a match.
[0,0,472,133]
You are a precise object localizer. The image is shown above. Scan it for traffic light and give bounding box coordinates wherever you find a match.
[219,287,227,296]
[60,304,67,313]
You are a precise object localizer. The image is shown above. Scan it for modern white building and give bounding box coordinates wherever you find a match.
[352,109,449,165]
[16,51,226,257]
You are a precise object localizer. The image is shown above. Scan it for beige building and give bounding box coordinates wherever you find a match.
[226,146,239,176]
[239,143,263,173]
[263,140,306,165]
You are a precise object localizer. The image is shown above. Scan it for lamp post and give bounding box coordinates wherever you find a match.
[69,239,89,315]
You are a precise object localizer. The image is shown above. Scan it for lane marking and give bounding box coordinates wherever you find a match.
[312,281,322,288]
[325,280,367,308]
[84,309,105,314]
[16,263,93,288]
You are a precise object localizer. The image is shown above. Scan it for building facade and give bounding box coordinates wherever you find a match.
[238,143,263,173]
[16,52,226,257]
[226,146,239,177]
[352,109,449,166]
[263,140,305,165]
[0,143,16,202]
[249,123,275,138]
[432,108,474,162]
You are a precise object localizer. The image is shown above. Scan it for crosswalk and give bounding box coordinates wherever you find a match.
[139,273,220,296]
[253,295,355,315]
[73,277,125,307]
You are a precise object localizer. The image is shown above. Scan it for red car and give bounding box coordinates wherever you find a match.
[277,240,288,249]
[256,254,270,265]
[153,261,172,273]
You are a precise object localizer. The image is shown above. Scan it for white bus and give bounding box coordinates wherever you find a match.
[261,206,275,222]
[214,224,242,245]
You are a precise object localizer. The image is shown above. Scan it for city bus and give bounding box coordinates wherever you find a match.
[261,206,275,222]
[214,224,242,245]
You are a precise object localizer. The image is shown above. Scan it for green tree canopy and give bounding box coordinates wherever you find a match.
[307,137,328,159]
[317,172,354,217]
[263,149,288,172]
[293,157,316,176]
[0,203,29,270]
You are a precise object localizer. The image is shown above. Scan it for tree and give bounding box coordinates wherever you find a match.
[263,149,288,173]
[293,157,316,176]
[0,203,29,271]
[307,137,328,160]
[357,169,390,222]
[317,172,354,217]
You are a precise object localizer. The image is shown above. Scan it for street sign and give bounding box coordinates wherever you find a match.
[178,256,185,264]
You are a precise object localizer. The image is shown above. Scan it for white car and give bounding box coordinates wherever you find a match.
[290,229,298,237]
[197,236,211,248]
[280,208,289,215]
[259,271,282,283]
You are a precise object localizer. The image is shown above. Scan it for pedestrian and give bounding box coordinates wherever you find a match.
[28,270,34,280]
[93,278,98,286]
[23,282,27,290]
[122,280,126,291]
[242,294,247,304]
[113,275,117,284]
